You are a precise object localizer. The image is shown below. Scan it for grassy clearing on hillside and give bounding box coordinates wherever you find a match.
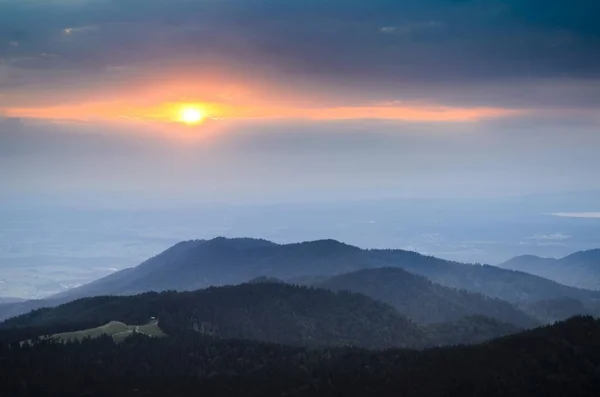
[44,319,166,343]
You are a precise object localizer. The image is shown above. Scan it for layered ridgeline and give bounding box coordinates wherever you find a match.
[316,268,538,328]
[0,298,24,304]
[500,249,600,290]
[53,238,600,304]
[0,283,520,348]
[0,283,425,349]
[519,297,595,324]
[1,316,599,397]
[1,238,598,322]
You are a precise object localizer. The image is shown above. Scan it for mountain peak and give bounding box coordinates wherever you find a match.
[562,248,600,262]
[500,248,600,290]
[503,254,554,263]
[203,237,279,250]
[290,239,361,253]
[512,254,543,260]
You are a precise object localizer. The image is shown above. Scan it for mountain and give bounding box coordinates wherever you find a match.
[366,249,600,305]
[1,283,426,349]
[52,238,368,301]
[500,249,600,290]
[246,276,286,284]
[2,238,598,322]
[2,316,600,397]
[425,315,522,346]
[520,297,598,324]
[317,268,538,328]
[1,282,526,349]
[0,297,24,304]
[0,298,68,324]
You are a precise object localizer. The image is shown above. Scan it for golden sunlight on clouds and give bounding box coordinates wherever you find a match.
[249,105,520,122]
[2,100,520,125]
[0,70,524,126]
[179,107,205,125]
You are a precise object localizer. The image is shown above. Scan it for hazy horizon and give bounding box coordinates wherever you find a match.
[2,192,600,299]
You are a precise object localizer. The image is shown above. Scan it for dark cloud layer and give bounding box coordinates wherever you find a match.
[1,1,599,108]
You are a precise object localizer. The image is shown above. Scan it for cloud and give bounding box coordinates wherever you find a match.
[551,212,600,219]
[62,26,97,35]
[379,20,445,36]
[0,1,598,202]
[1,100,521,123]
[379,26,397,34]
[527,233,572,241]
[0,0,598,112]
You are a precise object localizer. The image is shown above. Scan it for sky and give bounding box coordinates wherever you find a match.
[1,0,599,204]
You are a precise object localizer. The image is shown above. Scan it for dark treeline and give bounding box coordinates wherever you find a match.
[1,317,599,397]
[0,283,525,348]
[0,284,424,349]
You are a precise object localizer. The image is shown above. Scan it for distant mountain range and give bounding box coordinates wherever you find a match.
[316,267,538,328]
[56,238,599,303]
[519,297,595,324]
[500,249,600,290]
[0,297,24,304]
[52,238,367,300]
[0,238,598,325]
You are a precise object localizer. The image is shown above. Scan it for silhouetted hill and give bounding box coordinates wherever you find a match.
[1,316,599,397]
[0,298,67,324]
[2,238,598,322]
[367,249,600,305]
[317,268,538,328]
[246,276,286,284]
[53,238,368,300]
[1,283,426,349]
[1,282,528,349]
[500,249,600,290]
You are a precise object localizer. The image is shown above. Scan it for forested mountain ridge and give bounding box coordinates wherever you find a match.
[317,267,538,327]
[0,283,426,349]
[1,316,599,397]
[52,238,369,300]
[424,315,522,346]
[63,237,600,304]
[0,283,527,349]
[1,238,598,323]
[500,249,600,290]
[367,249,600,304]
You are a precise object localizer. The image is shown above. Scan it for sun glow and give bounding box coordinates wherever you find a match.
[179,107,205,125]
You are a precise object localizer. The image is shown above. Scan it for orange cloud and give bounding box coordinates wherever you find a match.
[239,104,520,122]
[2,100,520,124]
[1,65,524,125]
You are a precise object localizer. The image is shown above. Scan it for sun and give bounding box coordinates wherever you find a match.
[179,107,205,125]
